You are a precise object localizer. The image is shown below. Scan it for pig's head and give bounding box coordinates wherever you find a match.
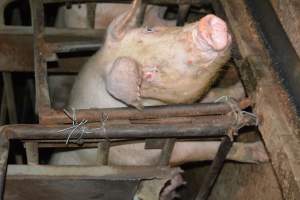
[104,0,232,109]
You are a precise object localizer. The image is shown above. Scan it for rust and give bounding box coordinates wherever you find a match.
[2,113,256,140]
[39,99,251,124]
[0,26,104,72]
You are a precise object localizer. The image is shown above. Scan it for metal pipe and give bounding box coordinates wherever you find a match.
[2,113,256,140]
[50,41,101,53]
[40,99,251,124]
[0,134,9,200]
[195,136,232,200]
[43,0,208,5]
[29,0,52,113]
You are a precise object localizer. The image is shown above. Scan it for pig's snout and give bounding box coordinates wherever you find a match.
[195,14,231,51]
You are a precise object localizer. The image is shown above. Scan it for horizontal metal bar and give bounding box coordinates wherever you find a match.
[0,26,103,72]
[40,99,251,124]
[7,164,176,180]
[42,0,208,5]
[2,114,256,140]
[0,26,104,37]
[50,41,101,53]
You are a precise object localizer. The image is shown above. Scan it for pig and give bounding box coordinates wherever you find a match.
[50,0,266,199]
[50,3,176,109]
[68,1,232,109]
[56,3,175,29]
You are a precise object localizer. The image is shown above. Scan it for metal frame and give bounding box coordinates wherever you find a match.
[0,0,299,199]
[0,105,257,200]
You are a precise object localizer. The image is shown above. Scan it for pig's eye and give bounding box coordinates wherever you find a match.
[144,26,155,33]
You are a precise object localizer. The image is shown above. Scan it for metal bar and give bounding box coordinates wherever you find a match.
[2,113,256,140]
[6,165,176,180]
[43,0,208,5]
[0,134,9,200]
[87,3,97,28]
[246,0,300,115]
[96,141,110,165]
[50,41,101,53]
[2,73,17,124]
[0,26,105,37]
[176,4,190,26]
[29,0,51,113]
[136,2,147,26]
[24,142,39,165]
[39,99,251,124]
[0,90,7,125]
[158,138,176,166]
[195,136,233,200]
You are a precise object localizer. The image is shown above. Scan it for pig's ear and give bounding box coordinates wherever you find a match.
[106,57,143,110]
[108,0,143,40]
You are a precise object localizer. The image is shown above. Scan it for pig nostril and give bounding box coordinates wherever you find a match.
[197,14,230,51]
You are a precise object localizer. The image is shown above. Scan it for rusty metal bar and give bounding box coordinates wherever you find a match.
[246,0,300,114]
[0,134,9,200]
[136,1,147,26]
[176,4,190,26]
[87,3,97,28]
[30,0,51,113]
[0,90,7,125]
[50,41,101,53]
[0,26,104,37]
[6,165,175,179]
[2,113,256,140]
[96,141,110,165]
[42,0,209,5]
[0,26,104,72]
[158,138,176,166]
[195,136,232,200]
[24,142,39,165]
[2,73,17,124]
[40,99,251,124]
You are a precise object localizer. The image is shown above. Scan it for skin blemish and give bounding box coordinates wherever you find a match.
[187,60,193,65]
[143,71,155,81]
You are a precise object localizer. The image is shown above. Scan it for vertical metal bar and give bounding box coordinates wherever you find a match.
[136,2,147,26]
[3,72,17,124]
[87,3,97,28]
[0,91,7,125]
[29,0,51,115]
[176,4,190,26]
[0,135,9,200]
[158,138,176,166]
[246,0,300,114]
[195,136,233,200]
[96,141,110,165]
[25,142,39,165]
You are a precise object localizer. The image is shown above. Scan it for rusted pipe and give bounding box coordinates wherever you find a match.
[40,99,251,124]
[42,0,210,5]
[0,133,9,200]
[3,113,256,140]
[195,136,232,200]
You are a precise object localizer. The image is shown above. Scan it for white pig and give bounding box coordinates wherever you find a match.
[56,3,175,29]
[49,0,268,174]
[51,1,266,199]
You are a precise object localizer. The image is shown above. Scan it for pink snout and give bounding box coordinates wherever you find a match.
[197,14,231,51]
